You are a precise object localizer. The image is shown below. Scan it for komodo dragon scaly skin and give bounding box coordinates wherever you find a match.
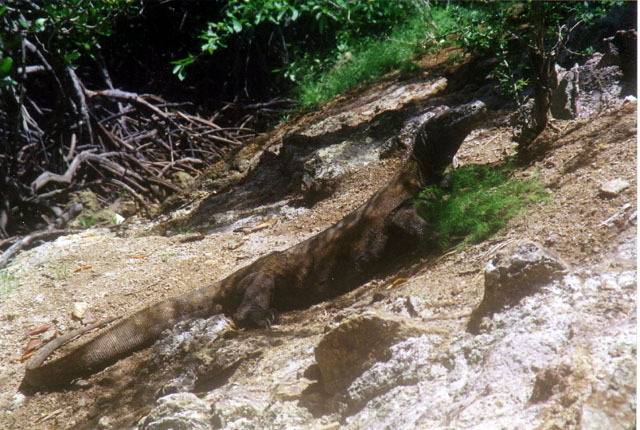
[23,100,487,388]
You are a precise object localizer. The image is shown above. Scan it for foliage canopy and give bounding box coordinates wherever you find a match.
[0,0,630,239]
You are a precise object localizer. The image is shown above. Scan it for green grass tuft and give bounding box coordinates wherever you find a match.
[0,269,20,295]
[289,4,486,111]
[293,13,430,110]
[281,3,493,113]
[417,165,549,250]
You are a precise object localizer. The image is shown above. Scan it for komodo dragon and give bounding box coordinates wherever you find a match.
[23,100,487,388]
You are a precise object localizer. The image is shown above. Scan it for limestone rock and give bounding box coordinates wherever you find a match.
[171,171,194,190]
[71,302,88,320]
[606,29,637,94]
[139,392,211,430]
[207,385,313,430]
[468,239,568,333]
[599,178,630,197]
[580,358,636,430]
[299,139,382,201]
[148,315,235,393]
[207,387,263,430]
[97,416,112,429]
[74,190,100,212]
[529,364,573,403]
[314,311,431,394]
[151,315,232,367]
[300,154,339,200]
[342,334,444,414]
[551,50,626,120]
[551,64,578,119]
[378,136,403,159]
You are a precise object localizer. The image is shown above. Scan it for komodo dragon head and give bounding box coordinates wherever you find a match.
[413,100,487,176]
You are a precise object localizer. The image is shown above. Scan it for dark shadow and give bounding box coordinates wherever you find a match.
[183,123,370,230]
[192,350,261,393]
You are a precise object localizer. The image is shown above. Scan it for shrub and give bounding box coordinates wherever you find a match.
[416,165,549,249]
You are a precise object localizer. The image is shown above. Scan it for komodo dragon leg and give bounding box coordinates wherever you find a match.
[233,272,277,328]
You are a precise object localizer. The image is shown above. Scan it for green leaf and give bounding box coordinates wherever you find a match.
[232,19,242,33]
[34,17,47,32]
[173,64,186,80]
[0,57,13,76]
[64,51,81,64]
[0,5,8,16]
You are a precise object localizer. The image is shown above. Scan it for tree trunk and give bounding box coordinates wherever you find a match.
[514,2,558,147]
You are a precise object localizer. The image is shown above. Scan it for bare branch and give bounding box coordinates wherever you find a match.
[0,229,83,269]
[85,88,171,121]
[66,67,94,145]
[31,150,98,192]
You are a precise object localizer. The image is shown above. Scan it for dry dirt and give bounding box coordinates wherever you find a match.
[0,59,636,429]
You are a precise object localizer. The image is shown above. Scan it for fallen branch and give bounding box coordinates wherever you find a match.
[0,229,83,269]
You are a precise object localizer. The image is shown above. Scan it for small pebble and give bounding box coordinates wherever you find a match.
[72,302,88,320]
[599,179,630,197]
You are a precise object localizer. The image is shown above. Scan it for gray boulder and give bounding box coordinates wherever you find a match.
[468,240,568,333]
[139,393,212,430]
[314,311,431,395]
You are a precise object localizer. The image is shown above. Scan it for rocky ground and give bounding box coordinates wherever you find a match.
[0,44,636,430]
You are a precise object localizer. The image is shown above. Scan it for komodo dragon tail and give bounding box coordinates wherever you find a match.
[23,285,222,388]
